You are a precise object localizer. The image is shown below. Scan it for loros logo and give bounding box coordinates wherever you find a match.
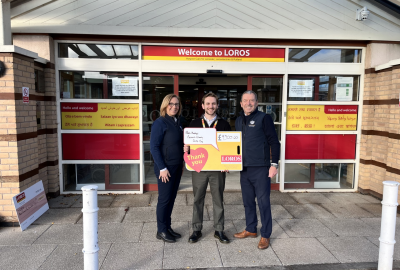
[16,192,26,203]
[120,80,129,83]
[221,155,242,164]
[297,81,306,85]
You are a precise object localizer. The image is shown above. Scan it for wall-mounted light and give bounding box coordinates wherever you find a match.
[0,61,6,78]
[207,69,223,73]
[356,6,370,21]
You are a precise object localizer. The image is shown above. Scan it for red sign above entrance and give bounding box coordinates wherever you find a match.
[142,46,285,62]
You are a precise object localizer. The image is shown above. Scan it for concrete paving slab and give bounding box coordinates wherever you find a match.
[283,204,335,219]
[271,238,339,265]
[172,205,210,222]
[217,237,282,267]
[32,208,82,225]
[189,220,237,241]
[270,205,293,219]
[224,192,244,205]
[71,194,116,208]
[289,193,334,204]
[0,245,57,270]
[271,192,298,205]
[217,204,246,220]
[77,208,127,224]
[123,207,157,223]
[319,218,379,236]
[356,203,383,217]
[0,225,50,246]
[187,192,213,206]
[139,221,189,243]
[323,193,371,204]
[48,195,81,208]
[276,219,336,238]
[150,193,187,206]
[110,194,151,207]
[100,242,164,270]
[318,236,379,263]
[98,223,143,243]
[34,224,82,244]
[358,194,381,203]
[320,203,374,218]
[163,241,222,269]
[39,243,111,270]
[360,217,381,232]
[233,219,290,239]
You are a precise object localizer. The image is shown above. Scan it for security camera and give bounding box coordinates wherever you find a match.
[356,7,370,21]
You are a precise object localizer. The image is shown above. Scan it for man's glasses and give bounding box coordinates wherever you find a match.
[169,103,180,107]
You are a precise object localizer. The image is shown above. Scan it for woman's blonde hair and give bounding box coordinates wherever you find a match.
[160,94,182,117]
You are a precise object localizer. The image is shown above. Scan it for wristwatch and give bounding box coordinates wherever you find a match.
[271,163,279,169]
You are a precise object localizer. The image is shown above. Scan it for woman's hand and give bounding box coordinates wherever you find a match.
[159,169,171,183]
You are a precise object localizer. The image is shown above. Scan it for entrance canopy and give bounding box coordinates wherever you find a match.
[10,0,400,41]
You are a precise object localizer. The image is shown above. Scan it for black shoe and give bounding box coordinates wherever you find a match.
[156,231,176,243]
[188,231,202,243]
[214,231,230,244]
[168,228,181,239]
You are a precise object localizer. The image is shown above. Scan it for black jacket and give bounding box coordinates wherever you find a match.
[235,109,280,167]
[150,115,184,170]
[189,114,231,131]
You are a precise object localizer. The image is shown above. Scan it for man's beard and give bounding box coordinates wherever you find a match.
[205,109,216,116]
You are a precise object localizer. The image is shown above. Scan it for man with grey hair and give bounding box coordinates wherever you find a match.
[233,90,280,250]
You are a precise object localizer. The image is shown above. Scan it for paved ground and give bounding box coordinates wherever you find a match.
[0,191,399,270]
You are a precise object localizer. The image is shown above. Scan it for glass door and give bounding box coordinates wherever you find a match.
[248,75,284,190]
[142,74,178,191]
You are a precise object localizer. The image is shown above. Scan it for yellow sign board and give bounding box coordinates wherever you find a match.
[61,103,139,130]
[183,129,242,171]
[286,105,358,131]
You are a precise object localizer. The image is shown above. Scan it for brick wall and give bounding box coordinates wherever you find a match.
[359,65,400,201]
[0,51,59,223]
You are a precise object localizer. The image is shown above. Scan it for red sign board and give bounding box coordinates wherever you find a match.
[22,87,29,103]
[142,46,285,62]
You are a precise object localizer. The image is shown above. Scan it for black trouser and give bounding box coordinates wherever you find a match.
[191,171,225,231]
[240,166,272,238]
[155,164,182,233]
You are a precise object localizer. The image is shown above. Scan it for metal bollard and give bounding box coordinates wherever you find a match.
[81,185,99,270]
[378,181,399,270]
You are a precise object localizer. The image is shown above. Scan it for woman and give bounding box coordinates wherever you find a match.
[150,94,184,243]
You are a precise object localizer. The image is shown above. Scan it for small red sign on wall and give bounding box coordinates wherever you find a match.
[22,87,29,103]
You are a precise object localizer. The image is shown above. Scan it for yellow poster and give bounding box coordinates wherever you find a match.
[61,103,139,130]
[286,105,358,131]
[184,129,242,171]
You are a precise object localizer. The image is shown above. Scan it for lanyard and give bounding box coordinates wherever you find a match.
[202,118,218,128]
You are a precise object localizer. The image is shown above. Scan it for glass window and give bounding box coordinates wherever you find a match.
[289,49,361,63]
[284,163,354,189]
[287,75,359,102]
[59,43,139,59]
[60,71,138,99]
[63,164,140,191]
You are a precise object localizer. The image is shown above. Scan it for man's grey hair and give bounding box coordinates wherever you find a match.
[240,90,258,102]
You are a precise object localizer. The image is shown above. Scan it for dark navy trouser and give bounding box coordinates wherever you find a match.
[240,166,272,238]
[155,164,182,233]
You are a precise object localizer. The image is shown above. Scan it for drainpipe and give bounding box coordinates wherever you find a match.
[82,185,99,270]
[378,181,399,270]
[0,0,12,45]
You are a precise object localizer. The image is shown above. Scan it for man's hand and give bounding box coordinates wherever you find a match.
[159,169,171,183]
[268,166,278,178]
[221,170,229,173]
[183,144,189,153]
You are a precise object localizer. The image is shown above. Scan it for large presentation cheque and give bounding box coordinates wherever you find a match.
[184,128,242,172]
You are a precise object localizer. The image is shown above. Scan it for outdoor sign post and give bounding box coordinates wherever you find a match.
[12,180,49,231]
[183,128,242,172]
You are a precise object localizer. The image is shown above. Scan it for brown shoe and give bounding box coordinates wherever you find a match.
[258,237,270,249]
[233,230,257,239]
